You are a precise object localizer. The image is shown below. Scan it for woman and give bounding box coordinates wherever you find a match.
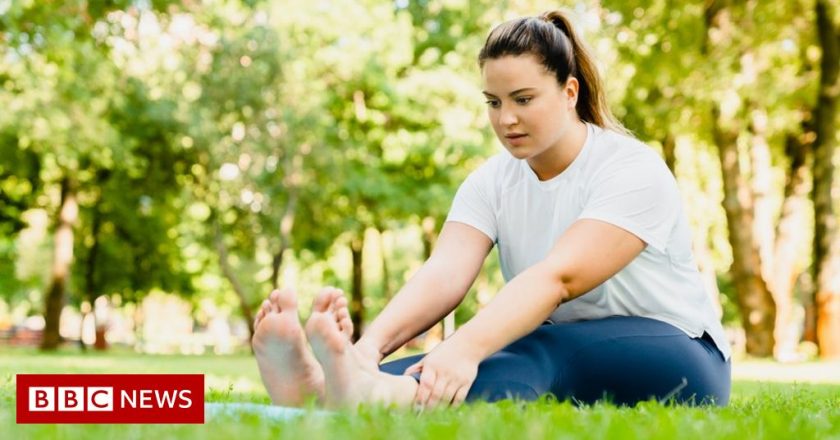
[252,10,731,409]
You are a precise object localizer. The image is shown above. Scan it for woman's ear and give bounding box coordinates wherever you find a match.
[565,77,580,110]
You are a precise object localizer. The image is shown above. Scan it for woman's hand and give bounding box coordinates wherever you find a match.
[405,339,481,408]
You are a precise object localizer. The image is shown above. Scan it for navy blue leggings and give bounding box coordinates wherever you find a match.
[379,316,730,406]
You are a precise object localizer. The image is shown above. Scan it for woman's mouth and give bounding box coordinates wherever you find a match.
[505,133,527,145]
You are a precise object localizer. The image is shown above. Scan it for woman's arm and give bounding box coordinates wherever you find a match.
[452,218,645,359]
[414,218,646,406]
[355,221,493,362]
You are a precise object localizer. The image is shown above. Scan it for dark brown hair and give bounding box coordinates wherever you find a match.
[478,10,627,133]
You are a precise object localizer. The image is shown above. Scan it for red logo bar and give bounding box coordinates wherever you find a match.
[16,374,204,424]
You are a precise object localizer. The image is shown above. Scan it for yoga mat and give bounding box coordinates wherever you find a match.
[204,402,331,421]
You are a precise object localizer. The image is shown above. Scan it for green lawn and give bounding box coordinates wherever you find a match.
[2,347,839,439]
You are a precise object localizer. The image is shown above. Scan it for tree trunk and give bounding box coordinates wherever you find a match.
[41,177,78,351]
[750,110,774,288]
[270,187,298,290]
[800,270,817,343]
[270,248,287,291]
[750,112,804,360]
[349,233,364,342]
[812,0,840,359]
[378,227,392,299]
[705,2,775,357]
[214,219,255,345]
[769,134,812,359]
[661,133,676,176]
[79,306,88,351]
[271,152,302,289]
[84,202,108,351]
[713,110,776,357]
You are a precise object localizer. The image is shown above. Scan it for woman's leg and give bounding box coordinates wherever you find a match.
[380,316,730,406]
[305,290,418,409]
[553,316,730,406]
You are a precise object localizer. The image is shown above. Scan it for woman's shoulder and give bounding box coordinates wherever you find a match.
[466,150,526,188]
[590,127,661,160]
[586,127,672,176]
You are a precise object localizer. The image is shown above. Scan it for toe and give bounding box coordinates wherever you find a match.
[268,290,281,312]
[336,307,350,322]
[339,317,354,338]
[276,287,298,311]
[334,295,348,309]
[338,314,354,338]
[311,287,333,313]
[329,289,346,313]
[324,319,348,353]
[254,304,266,327]
[333,296,354,337]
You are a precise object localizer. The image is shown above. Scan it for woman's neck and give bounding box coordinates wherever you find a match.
[527,120,588,181]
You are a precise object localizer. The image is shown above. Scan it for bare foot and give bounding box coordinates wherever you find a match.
[305,289,417,409]
[253,287,338,406]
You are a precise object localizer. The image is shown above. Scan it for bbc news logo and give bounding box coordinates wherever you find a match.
[29,386,115,411]
[28,387,194,411]
[17,374,204,424]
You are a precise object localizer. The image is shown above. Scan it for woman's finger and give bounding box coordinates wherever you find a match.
[425,376,448,408]
[440,381,461,407]
[415,369,436,406]
[451,385,470,407]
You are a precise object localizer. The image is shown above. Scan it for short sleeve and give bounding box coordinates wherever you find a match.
[577,151,680,253]
[445,165,497,243]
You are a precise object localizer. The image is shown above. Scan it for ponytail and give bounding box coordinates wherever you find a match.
[479,10,628,134]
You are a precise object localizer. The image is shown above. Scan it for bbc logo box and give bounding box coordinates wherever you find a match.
[17,374,204,424]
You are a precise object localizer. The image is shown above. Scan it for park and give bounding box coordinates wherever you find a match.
[2,0,840,438]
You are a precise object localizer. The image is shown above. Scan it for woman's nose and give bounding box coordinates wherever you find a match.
[498,106,518,126]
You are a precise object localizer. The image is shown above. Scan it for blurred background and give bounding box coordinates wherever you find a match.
[0,0,838,363]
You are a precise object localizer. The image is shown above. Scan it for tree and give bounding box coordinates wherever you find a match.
[0,1,190,349]
[602,0,830,357]
[811,0,840,358]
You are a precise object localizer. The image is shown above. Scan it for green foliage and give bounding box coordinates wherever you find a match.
[0,238,25,302]
[0,2,195,307]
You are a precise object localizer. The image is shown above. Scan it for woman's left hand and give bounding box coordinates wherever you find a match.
[404,339,481,408]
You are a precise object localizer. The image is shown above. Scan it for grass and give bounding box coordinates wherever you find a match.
[2,346,839,439]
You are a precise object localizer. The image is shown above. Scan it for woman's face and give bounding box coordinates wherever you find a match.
[481,54,579,161]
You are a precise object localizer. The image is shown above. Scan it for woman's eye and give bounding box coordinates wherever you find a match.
[516,97,532,104]
[485,100,500,108]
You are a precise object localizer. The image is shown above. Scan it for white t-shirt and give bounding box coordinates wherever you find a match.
[446,123,731,360]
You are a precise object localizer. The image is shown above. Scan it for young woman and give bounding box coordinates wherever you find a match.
[252,10,731,409]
